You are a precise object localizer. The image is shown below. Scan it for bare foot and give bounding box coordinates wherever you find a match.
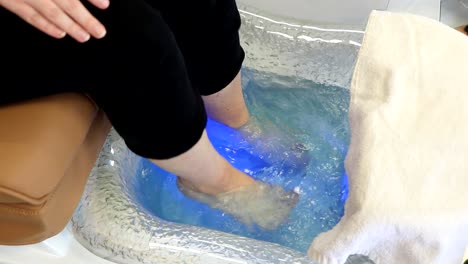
[177,178,299,230]
[239,117,310,167]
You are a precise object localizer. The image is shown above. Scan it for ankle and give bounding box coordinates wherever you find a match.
[223,113,250,129]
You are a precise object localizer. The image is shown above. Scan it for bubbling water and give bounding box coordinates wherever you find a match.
[134,69,350,252]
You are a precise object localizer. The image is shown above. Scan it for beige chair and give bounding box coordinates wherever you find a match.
[0,93,111,245]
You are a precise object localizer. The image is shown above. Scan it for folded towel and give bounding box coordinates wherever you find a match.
[308,10,468,264]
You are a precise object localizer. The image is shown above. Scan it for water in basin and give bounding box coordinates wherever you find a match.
[133,68,350,253]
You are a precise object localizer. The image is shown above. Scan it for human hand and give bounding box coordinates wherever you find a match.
[0,0,108,42]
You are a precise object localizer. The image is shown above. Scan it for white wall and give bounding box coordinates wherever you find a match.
[237,0,441,24]
[387,0,440,20]
[237,0,390,24]
[441,0,468,26]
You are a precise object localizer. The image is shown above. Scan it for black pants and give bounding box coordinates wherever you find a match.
[0,0,245,159]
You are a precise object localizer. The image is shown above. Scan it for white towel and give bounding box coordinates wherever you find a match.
[308,11,468,264]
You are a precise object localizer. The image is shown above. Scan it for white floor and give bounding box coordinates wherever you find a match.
[0,226,113,264]
[1,1,467,264]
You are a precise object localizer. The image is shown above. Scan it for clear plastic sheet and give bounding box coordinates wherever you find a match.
[238,5,363,88]
[72,5,366,264]
[73,131,313,264]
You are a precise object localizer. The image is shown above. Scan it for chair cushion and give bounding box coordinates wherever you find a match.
[0,93,111,244]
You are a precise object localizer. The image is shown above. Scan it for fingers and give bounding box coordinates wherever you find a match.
[28,0,90,42]
[87,0,109,10]
[54,0,106,39]
[2,0,108,42]
[1,0,66,39]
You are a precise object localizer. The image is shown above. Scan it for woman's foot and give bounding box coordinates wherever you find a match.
[239,117,310,168]
[177,178,300,230]
[173,139,300,230]
[175,73,300,229]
